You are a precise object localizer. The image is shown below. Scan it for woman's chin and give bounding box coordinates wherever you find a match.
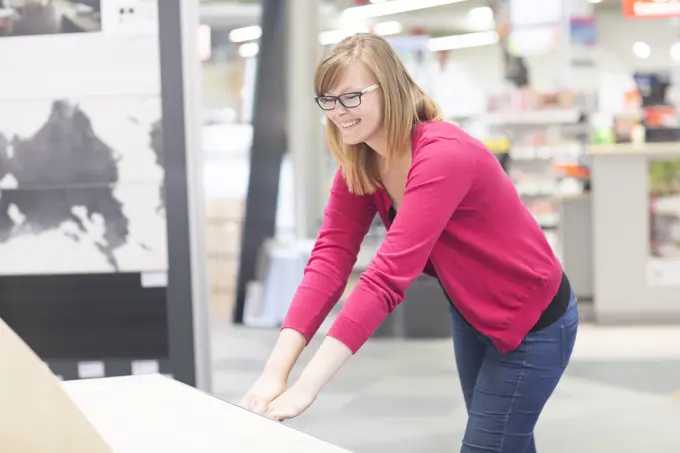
[340,130,366,146]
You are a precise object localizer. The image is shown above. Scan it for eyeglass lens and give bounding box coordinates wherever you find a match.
[317,93,362,110]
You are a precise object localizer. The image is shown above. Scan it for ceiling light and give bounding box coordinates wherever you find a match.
[319,29,358,46]
[632,41,651,59]
[466,6,494,31]
[343,0,471,20]
[468,6,493,20]
[238,42,259,58]
[373,21,403,36]
[229,25,261,43]
[428,31,499,52]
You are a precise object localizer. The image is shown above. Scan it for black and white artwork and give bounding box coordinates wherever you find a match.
[0,96,166,275]
[0,0,102,38]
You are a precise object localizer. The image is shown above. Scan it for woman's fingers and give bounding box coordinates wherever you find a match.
[264,408,289,421]
[250,399,268,415]
[238,395,252,410]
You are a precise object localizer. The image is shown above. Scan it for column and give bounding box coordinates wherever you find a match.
[159,0,212,391]
[234,0,288,323]
[288,0,324,239]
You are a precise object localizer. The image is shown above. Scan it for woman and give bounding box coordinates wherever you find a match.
[240,33,578,452]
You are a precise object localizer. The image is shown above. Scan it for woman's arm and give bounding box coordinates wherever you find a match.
[279,167,378,349]
[271,137,478,412]
[242,167,376,413]
[327,137,476,352]
[261,328,308,379]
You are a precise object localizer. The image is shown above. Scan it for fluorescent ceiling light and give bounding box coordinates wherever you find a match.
[343,0,471,19]
[319,29,367,45]
[233,21,404,48]
[240,29,499,57]
[467,6,494,30]
[428,31,499,51]
[229,25,261,43]
[318,21,402,45]
[373,21,404,36]
[238,42,259,58]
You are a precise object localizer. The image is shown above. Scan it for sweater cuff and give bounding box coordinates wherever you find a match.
[326,315,372,354]
[280,304,320,345]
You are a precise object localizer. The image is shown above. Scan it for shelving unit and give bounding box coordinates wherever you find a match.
[473,108,591,257]
[485,108,583,126]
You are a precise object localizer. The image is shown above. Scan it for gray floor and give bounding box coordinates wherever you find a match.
[211,317,680,453]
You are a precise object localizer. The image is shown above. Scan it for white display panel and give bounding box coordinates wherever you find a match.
[0,1,165,276]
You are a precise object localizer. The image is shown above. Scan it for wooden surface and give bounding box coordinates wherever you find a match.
[62,374,352,453]
[0,319,113,453]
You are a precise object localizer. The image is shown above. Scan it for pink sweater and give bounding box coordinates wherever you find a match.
[281,120,563,354]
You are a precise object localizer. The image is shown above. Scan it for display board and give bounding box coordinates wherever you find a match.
[0,2,165,275]
[0,0,206,389]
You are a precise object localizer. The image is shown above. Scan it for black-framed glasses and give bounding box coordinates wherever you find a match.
[315,83,381,111]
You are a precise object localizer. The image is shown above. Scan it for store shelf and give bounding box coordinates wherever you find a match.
[534,213,560,229]
[511,143,583,161]
[588,142,680,156]
[516,183,557,197]
[485,109,582,126]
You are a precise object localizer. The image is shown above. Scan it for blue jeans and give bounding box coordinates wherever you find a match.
[452,293,579,452]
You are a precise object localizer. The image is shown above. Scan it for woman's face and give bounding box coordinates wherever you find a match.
[319,62,383,146]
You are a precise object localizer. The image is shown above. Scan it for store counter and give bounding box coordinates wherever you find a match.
[61,374,350,453]
[588,143,680,323]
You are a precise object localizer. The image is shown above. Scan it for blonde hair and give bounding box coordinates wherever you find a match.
[314,33,441,195]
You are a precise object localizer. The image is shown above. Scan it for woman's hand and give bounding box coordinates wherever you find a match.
[264,382,318,422]
[239,373,287,415]
[240,328,308,415]
[263,336,354,421]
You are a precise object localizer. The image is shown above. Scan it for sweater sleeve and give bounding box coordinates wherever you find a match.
[280,167,377,344]
[327,138,476,353]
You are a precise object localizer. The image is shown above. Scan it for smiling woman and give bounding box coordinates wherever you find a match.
[241,33,578,453]
[313,35,440,195]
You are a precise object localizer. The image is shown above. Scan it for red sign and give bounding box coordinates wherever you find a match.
[623,0,680,18]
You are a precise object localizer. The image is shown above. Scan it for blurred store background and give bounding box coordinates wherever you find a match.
[197,2,680,450]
